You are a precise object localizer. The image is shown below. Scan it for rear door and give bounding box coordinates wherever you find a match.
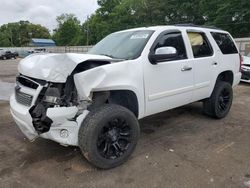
[186,30,217,101]
[210,32,240,79]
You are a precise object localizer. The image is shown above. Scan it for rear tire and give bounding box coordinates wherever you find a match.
[78,104,140,169]
[203,81,233,119]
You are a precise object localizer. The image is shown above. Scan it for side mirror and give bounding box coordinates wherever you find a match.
[149,46,178,64]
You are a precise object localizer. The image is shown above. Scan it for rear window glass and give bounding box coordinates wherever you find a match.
[211,32,238,54]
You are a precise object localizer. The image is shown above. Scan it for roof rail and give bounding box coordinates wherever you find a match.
[174,24,222,30]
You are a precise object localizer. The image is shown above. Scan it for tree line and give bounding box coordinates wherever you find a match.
[1,0,250,47]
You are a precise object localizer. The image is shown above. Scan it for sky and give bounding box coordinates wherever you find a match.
[0,0,99,31]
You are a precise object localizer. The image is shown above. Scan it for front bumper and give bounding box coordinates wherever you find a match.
[10,94,38,140]
[10,94,89,146]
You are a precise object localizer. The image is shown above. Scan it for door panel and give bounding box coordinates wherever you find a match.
[143,31,194,116]
[186,31,217,101]
[144,59,194,116]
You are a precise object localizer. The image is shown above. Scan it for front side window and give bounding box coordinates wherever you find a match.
[89,30,154,60]
[211,32,238,54]
[154,32,187,60]
[188,32,213,58]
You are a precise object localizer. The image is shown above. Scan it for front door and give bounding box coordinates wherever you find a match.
[143,30,194,116]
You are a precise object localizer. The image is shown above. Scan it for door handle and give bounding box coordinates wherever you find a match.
[181,66,192,71]
[212,62,218,66]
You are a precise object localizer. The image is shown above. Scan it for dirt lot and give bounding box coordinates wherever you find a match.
[0,58,20,83]
[0,58,250,188]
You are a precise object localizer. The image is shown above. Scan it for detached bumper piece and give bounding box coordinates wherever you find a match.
[30,104,53,134]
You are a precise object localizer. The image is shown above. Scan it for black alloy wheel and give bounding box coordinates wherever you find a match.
[97,117,132,160]
[78,104,140,169]
[203,81,233,119]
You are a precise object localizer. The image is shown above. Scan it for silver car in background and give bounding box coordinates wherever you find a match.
[241,53,250,83]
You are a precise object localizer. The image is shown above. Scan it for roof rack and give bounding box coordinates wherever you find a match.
[174,24,222,30]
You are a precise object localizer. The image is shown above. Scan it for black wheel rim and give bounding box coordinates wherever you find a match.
[97,117,132,160]
[218,88,231,113]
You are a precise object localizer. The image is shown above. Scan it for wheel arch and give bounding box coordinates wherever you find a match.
[90,89,140,118]
[216,70,234,86]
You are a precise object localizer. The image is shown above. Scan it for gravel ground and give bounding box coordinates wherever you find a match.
[0,58,250,188]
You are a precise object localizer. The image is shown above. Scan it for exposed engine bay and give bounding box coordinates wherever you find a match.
[29,76,78,134]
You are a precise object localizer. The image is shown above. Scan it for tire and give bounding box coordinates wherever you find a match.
[203,81,233,119]
[3,56,6,60]
[78,104,140,169]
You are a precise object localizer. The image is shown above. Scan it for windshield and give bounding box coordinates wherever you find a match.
[88,30,154,60]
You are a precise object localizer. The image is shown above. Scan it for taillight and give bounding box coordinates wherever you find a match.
[239,54,243,72]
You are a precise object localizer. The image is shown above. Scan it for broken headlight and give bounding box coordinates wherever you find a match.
[43,87,61,104]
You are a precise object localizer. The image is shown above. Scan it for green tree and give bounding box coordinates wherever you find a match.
[82,0,250,45]
[53,14,82,46]
[202,0,250,37]
[0,21,50,47]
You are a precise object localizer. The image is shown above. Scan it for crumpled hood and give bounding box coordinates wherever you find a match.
[18,53,112,83]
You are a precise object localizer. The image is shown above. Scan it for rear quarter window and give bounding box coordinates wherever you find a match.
[211,32,238,54]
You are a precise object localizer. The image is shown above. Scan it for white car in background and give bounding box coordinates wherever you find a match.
[241,54,250,83]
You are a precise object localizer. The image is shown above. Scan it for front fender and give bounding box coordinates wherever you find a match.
[73,61,145,118]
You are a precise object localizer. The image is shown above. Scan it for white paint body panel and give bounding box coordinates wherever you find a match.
[74,61,145,118]
[10,25,241,146]
[18,53,111,83]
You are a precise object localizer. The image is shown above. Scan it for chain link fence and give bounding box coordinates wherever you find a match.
[1,37,250,57]
[235,38,250,56]
[0,46,93,58]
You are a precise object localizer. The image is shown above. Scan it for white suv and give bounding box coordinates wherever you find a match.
[10,25,242,169]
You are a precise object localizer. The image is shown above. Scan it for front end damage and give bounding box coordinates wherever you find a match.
[10,53,115,146]
[10,74,90,146]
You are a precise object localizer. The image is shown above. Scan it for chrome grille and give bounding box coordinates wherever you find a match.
[15,86,33,106]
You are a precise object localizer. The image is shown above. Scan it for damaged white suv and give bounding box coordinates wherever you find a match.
[10,25,242,169]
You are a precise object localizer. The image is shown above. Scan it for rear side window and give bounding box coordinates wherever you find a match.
[211,32,238,54]
[187,32,213,58]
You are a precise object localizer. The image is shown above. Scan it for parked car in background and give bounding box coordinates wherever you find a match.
[241,54,250,83]
[34,48,46,53]
[0,50,18,60]
[28,48,46,54]
[0,49,4,59]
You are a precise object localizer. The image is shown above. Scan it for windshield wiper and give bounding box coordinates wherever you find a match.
[99,53,115,58]
[99,54,128,60]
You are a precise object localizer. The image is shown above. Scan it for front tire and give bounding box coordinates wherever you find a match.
[78,104,140,169]
[203,81,233,119]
